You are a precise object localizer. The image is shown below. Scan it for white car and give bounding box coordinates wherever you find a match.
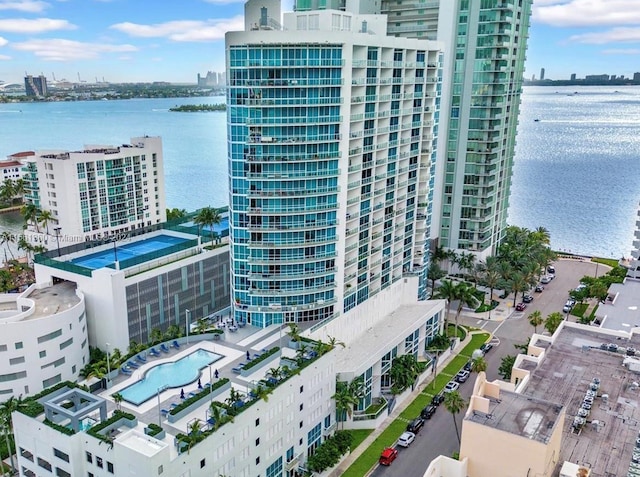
[445,381,460,393]
[398,431,416,447]
[540,275,552,284]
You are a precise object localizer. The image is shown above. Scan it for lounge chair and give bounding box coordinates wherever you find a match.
[170,403,179,409]
[161,409,169,416]
[207,417,216,427]
[160,343,170,353]
[120,367,132,376]
[188,392,196,398]
[149,348,160,357]
[232,367,242,374]
[172,340,180,349]
[127,360,139,369]
[136,354,147,363]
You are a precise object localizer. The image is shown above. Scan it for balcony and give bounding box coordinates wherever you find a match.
[286,452,304,472]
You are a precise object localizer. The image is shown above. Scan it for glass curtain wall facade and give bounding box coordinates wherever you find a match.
[382,0,533,254]
[227,25,441,326]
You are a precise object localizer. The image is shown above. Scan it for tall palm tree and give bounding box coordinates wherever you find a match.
[482,256,502,304]
[427,261,446,297]
[0,232,16,260]
[17,236,33,262]
[193,206,222,247]
[251,384,272,402]
[452,282,480,335]
[20,203,40,232]
[528,310,544,334]
[509,271,529,306]
[444,390,467,444]
[37,210,54,235]
[12,179,25,203]
[332,381,359,429]
[0,396,26,474]
[111,393,123,411]
[531,226,551,245]
[433,279,457,330]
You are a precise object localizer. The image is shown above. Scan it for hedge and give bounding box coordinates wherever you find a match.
[169,378,230,416]
[242,347,280,371]
[146,423,164,437]
[87,410,136,442]
[44,418,75,436]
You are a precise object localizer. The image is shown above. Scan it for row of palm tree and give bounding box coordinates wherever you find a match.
[429,226,557,308]
[0,396,28,475]
[20,203,55,235]
[528,310,564,335]
[0,178,25,206]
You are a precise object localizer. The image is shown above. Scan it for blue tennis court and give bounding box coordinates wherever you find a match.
[71,234,190,270]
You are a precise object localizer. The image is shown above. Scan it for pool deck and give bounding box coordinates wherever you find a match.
[98,323,287,437]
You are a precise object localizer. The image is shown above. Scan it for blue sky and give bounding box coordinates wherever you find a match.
[0,0,638,84]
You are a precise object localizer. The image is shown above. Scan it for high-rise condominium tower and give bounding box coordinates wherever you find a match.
[381,0,533,255]
[227,3,441,326]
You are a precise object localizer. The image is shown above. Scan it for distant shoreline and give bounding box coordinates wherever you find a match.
[169,104,226,112]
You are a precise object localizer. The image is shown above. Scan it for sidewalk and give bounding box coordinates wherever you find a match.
[329,330,485,477]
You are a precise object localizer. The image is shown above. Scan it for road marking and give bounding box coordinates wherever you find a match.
[476,319,483,325]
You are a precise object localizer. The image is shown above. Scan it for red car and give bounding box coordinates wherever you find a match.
[379,447,398,466]
[515,302,527,311]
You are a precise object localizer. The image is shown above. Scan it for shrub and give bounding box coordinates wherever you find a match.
[169,378,230,415]
[43,418,75,436]
[146,423,164,437]
[242,347,279,371]
[307,431,353,472]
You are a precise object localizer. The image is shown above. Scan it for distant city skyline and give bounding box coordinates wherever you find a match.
[0,0,639,84]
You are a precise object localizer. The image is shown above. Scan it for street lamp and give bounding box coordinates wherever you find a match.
[105,343,111,389]
[186,309,191,344]
[53,226,62,257]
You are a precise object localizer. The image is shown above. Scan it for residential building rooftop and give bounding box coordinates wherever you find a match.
[596,278,640,332]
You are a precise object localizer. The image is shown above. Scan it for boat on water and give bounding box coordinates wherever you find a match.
[534,119,540,122]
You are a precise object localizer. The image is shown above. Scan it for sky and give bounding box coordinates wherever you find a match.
[0,0,639,84]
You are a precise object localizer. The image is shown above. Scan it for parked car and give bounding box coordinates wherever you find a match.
[421,404,437,419]
[540,275,552,284]
[444,381,460,393]
[406,417,425,434]
[463,360,472,371]
[515,302,527,312]
[398,431,416,447]
[535,284,545,293]
[523,294,534,303]
[563,301,573,313]
[480,343,493,354]
[379,447,398,466]
[455,369,470,383]
[547,265,555,274]
[431,393,445,406]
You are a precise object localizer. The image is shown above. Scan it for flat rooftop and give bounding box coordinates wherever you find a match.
[523,325,640,476]
[597,278,640,332]
[334,301,444,373]
[26,281,80,320]
[466,390,562,444]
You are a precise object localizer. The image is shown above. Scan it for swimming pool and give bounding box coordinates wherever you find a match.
[71,234,190,270]
[119,349,222,406]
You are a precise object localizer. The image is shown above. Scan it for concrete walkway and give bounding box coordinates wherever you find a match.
[329,330,487,477]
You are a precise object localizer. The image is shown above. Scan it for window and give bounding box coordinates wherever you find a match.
[200,459,205,469]
[53,448,69,462]
[15,342,23,349]
[9,357,25,365]
[107,462,114,473]
[37,457,52,471]
[255,457,260,465]
[86,452,92,463]
[299,403,304,411]
[158,465,163,475]
[55,468,71,477]
[300,385,304,393]
[255,418,260,426]
[255,438,260,446]
[299,421,303,428]
[39,350,46,358]
[96,457,103,468]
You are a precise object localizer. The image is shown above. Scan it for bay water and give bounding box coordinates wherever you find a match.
[1,86,639,259]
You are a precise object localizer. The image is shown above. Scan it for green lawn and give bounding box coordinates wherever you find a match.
[342,332,489,477]
[591,257,618,268]
[570,303,588,317]
[350,429,374,451]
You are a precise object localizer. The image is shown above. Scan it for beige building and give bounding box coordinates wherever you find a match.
[459,373,564,477]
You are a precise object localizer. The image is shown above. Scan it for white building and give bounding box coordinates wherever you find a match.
[1,151,32,182]
[629,201,640,279]
[23,136,166,247]
[33,221,232,352]
[227,3,443,329]
[13,334,337,477]
[0,281,88,398]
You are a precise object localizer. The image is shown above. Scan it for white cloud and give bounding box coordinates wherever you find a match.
[0,36,8,46]
[0,18,76,33]
[601,48,640,55]
[569,27,640,44]
[0,0,49,13]
[534,0,640,27]
[0,54,10,59]
[110,15,244,42]
[12,38,137,61]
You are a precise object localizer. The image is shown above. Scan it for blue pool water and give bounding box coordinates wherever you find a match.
[119,349,222,405]
[71,234,189,270]
[182,216,229,235]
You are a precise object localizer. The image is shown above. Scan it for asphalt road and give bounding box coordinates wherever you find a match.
[370,259,601,476]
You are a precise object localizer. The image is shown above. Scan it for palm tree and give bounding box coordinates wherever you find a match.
[0,396,26,473]
[471,356,487,374]
[427,261,446,297]
[150,327,163,345]
[112,393,123,411]
[0,232,16,260]
[544,312,564,334]
[17,235,33,262]
[452,282,480,335]
[509,272,529,306]
[12,179,25,203]
[194,318,209,334]
[528,310,544,334]
[20,203,40,232]
[251,384,272,402]
[433,279,457,330]
[166,208,187,221]
[325,336,345,349]
[208,402,228,431]
[193,206,222,247]
[531,226,551,245]
[332,381,359,429]
[268,366,284,381]
[444,390,467,444]
[287,323,302,344]
[37,209,54,235]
